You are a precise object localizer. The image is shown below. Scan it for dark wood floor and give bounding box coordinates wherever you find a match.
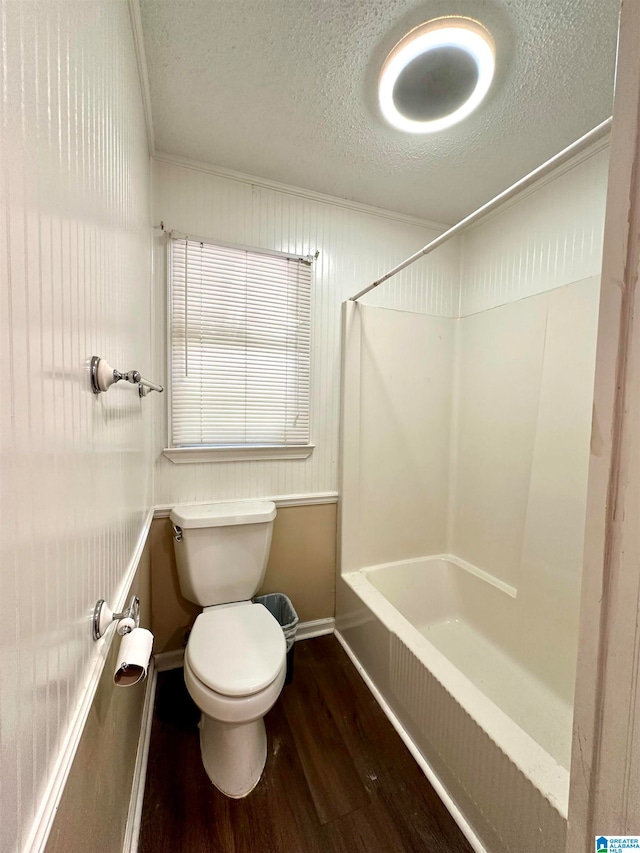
[139,634,472,853]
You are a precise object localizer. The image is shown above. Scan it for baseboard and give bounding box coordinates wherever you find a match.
[153,619,334,673]
[154,648,185,672]
[333,630,487,853]
[123,661,158,853]
[296,617,335,641]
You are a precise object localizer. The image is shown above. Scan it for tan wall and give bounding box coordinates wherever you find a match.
[258,503,337,619]
[150,503,337,653]
[46,541,152,853]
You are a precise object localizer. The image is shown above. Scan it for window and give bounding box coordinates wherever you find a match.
[167,236,313,462]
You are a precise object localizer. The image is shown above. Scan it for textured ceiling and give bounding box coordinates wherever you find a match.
[139,0,619,224]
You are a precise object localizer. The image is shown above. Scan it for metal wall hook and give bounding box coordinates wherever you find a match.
[90,356,163,396]
[92,594,140,641]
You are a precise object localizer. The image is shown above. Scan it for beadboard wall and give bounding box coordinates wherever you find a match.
[45,545,151,853]
[151,142,609,507]
[459,144,609,315]
[151,156,459,506]
[0,3,152,852]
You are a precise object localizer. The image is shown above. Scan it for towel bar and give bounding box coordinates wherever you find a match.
[90,356,164,397]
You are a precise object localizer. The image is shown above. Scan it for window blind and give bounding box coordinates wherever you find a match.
[170,237,312,448]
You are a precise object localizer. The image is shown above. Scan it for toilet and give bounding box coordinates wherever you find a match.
[170,500,286,798]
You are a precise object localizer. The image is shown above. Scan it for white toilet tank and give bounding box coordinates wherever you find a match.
[170,501,277,606]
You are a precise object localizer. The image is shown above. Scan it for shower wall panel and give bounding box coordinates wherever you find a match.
[448,278,601,693]
[356,307,455,569]
[447,295,549,589]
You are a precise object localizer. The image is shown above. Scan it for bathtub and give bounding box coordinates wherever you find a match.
[336,555,572,853]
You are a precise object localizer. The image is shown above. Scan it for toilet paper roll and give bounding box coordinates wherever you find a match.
[114,627,153,687]
[117,616,136,636]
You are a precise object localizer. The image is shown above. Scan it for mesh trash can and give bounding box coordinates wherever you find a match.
[253,592,299,684]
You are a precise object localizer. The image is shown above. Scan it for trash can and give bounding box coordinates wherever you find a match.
[253,592,299,685]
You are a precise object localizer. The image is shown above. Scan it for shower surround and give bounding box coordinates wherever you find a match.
[337,146,607,853]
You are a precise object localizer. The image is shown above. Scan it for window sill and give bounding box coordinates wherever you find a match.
[162,444,315,464]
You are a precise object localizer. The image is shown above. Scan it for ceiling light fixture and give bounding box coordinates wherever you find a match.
[379,17,495,134]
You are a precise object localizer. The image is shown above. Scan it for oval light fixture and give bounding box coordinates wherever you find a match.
[379,17,495,134]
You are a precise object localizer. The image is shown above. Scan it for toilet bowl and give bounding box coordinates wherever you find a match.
[182,600,286,797]
[170,500,285,798]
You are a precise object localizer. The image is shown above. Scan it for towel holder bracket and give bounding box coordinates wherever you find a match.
[90,356,163,396]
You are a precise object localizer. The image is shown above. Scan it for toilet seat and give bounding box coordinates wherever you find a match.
[187,602,286,697]
[184,653,286,725]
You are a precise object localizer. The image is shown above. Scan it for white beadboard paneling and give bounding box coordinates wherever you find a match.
[151,157,458,506]
[389,635,567,853]
[459,146,609,315]
[151,144,608,508]
[0,3,152,852]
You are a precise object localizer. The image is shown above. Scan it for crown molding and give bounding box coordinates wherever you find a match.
[128,0,155,155]
[152,151,450,232]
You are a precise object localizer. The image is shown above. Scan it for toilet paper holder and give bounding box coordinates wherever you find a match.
[92,594,140,641]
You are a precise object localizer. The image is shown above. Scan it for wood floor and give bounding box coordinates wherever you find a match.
[139,634,473,853]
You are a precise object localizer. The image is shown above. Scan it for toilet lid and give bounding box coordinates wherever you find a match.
[187,603,286,697]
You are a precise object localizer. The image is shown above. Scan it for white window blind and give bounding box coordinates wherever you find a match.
[170,237,312,448]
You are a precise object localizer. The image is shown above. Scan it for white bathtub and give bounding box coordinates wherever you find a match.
[337,555,571,853]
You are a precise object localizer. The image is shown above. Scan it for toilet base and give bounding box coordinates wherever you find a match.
[199,713,267,798]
